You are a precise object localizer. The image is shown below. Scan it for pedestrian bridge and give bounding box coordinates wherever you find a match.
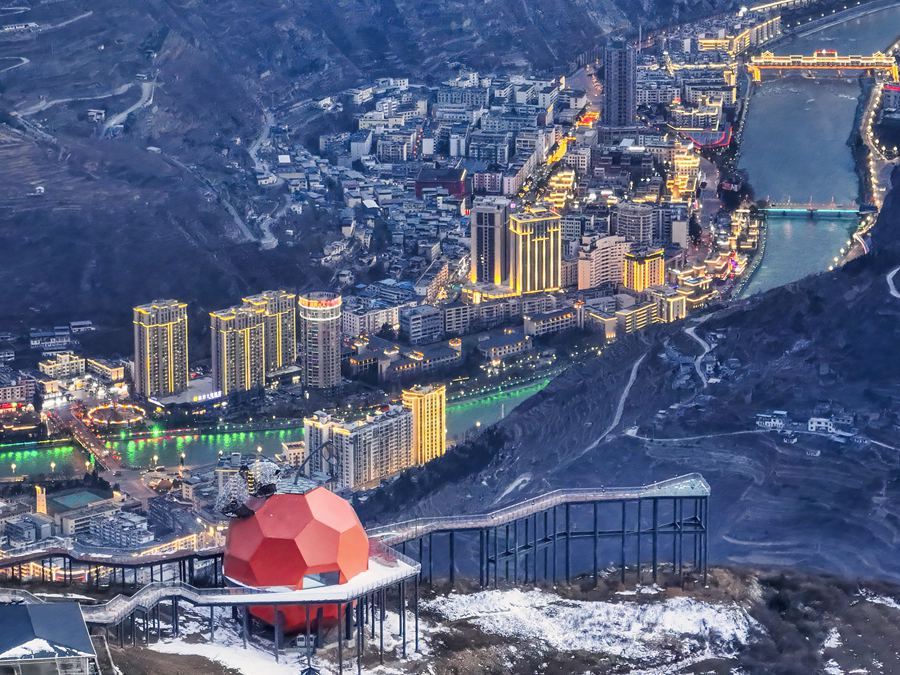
[748,50,899,82]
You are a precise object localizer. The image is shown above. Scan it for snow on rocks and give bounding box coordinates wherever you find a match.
[858,590,900,611]
[423,588,761,664]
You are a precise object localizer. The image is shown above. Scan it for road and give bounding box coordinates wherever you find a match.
[0,56,27,74]
[684,315,713,387]
[888,265,900,299]
[17,82,134,116]
[625,428,767,442]
[103,81,155,136]
[575,352,647,458]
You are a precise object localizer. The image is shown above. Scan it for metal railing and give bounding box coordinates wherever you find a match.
[367,473,710,545]
[78,540,421,626]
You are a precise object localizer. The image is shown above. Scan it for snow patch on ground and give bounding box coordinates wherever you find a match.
[859,590,900,611]
[423,588,761,665]
[824,627,843,649]
[147,604,434,675]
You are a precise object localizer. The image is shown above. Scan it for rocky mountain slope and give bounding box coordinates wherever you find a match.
[363,165,900,583]
[0,0,734,339]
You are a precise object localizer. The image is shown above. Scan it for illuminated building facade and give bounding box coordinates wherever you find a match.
[603,41,637,127]
[577,234,629,290]
[298,292,343,389]
[615,301,658,334]
[133,299,189,398]
[303,407,413,491]
[623,247,666,292]
[470,196,510,285]
[402,384,446,465]
[614,202,655,245]
[508,207,562,295]
[210,305,266,396]
[241,290,297,375]
[646,285,688,323]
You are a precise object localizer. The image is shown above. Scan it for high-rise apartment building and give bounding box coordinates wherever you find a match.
[470,196,511,285]
[242,290,297,375]
[401,384,446,465]
[603,41,637,127]
[210,305,266,396]
[508,207,562,295]
[303,406,413,491]
[577,234,630,290]
[614,202,655,245]
[298,292,343,389]
[623,247,666,292]
[133,299,189,398]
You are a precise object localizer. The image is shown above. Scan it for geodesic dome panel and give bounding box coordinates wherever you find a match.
[223,487,369,632]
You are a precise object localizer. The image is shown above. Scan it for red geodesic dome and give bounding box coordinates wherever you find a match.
[223,486,369,632]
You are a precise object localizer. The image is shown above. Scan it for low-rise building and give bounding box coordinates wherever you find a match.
[38,352,86,379]
[476,329,533,361]
[524,307,578,337]
[89,511,154,548]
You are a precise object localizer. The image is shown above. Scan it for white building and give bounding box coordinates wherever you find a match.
[303,406,413,491]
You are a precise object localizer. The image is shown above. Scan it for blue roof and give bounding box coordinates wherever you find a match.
[0,603,95,661]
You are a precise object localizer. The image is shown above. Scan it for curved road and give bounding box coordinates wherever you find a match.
[888,265,900,299]
[684,315,713,387]
[0,56,27,74]
[574,352,647,460]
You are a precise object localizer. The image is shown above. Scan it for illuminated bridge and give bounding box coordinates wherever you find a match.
[748,50,899,82]
[762,201,876,219]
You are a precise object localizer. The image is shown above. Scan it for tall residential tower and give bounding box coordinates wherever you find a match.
[242,290,297,375]
[602,41,637,127]
[508,207,562,295]
[133,299,189,398]
[402,384,447,465]
[298,292,342,389]
[210,305,266,396]
[470,196,510,285]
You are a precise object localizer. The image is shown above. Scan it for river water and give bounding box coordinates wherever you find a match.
[740,4,900,296]
[0,382,551,479]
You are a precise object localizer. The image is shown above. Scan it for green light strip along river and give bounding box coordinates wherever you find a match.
[0,379,554,478]
[738,4,900,296]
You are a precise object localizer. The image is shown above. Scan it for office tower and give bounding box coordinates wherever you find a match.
[470,196,510,285]
[577,234,630,290]
[402,384,447,465]
[242,290,297,375]
[303,407,413,491]
[133,299,189,398]
[298,292,343,389]
[603,41,637,127]
[210,305,266,396]
[623,247,666,292]
[508,207,562,295]
[614,202,655,245]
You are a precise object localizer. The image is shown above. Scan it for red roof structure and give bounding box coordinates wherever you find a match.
[223,486,369,632]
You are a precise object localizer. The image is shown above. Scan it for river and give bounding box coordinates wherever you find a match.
[739,4,900,296]
[0,382,552,479]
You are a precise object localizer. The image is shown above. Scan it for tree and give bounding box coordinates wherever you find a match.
[689,213,702,245]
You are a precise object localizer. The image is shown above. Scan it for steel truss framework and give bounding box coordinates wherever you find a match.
[0,475,709,674]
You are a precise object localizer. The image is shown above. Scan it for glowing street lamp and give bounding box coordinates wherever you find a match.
[10,463,15,474]
[50,461,56,472]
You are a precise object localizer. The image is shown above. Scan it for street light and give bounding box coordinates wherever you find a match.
[10,463,15,474]
[50,461,56,472]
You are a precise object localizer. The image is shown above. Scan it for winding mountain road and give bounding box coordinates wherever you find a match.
[887,265,900,299]
[574,352,647,459]
[0,55,27,74]
[684,315,713,387]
